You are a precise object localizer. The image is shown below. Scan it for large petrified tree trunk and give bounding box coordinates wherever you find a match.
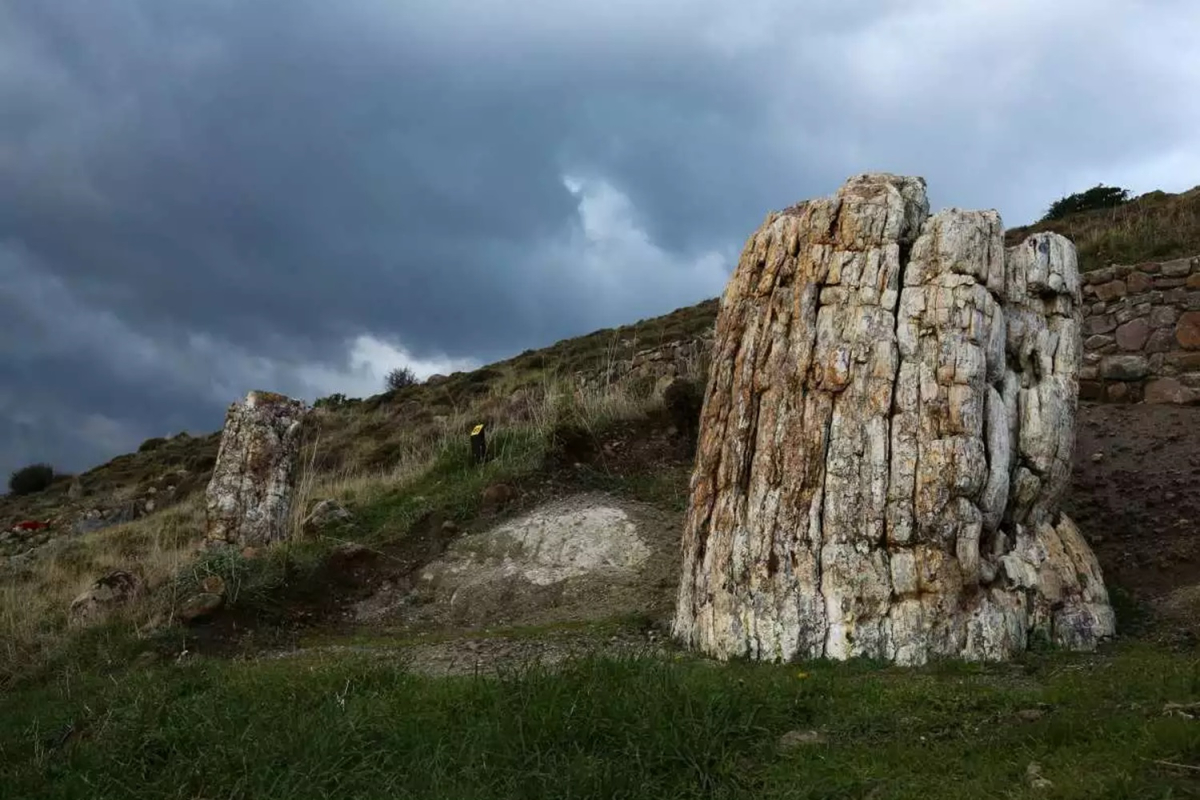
[205,390,309,547]
[673,174,1115,665]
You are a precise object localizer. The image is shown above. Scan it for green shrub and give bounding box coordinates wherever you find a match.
[314,393,349,410]
[137,436,167,453]
[385,367,419,391]
[1040,184,1130,222]
[8,463,55,496]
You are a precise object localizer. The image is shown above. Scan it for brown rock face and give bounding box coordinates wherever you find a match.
[1144,378,1199,405]
[1177,311,1200,350]
[205,391,309,547]
[672,174,1114,666]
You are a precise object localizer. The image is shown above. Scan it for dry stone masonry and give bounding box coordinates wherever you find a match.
[1079,255,1200,404]
[205,391,309,547]
[574,336,713,392]
[673,173,1115,666]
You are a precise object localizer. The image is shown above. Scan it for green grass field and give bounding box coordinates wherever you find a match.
[2,641,1198,799]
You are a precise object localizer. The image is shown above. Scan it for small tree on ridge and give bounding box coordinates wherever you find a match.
[385,366,418,392]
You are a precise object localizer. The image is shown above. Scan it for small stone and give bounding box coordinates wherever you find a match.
[330,542,370,562]
[1167,351,1200,371]
[67,480,84,501]
[1106,382,1131,402]
[1095,280,1127,301]
[1127,271,1153,293]
[1145,378,1199,405]
[1084,334,1115,351]
[1176,312,1200,350]
[1026,762,1053,791]
[1146,328,1176,353]
[441,520,459,533]
[1091,452,1104,463]
[481,483,517,508]
[69,570,144,626]
[1017,708,1046,722]
[1150,306,1180,328]
[1100,354,1150,381]
[200,575,227,597]
[1161,258,1192,278]
[778,729,826,750]
[1188,273,1200,289]
[1114,305,1139,325]
[302,499,354,533]
[1115,318,1151,351]
[178,592,224,624]
[146,486,158,496]
[1085,315,1117,335]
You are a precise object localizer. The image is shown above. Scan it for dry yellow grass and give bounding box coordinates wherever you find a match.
[0,498,207,682]
[0,359,700,684]
[1007,184,1200,271]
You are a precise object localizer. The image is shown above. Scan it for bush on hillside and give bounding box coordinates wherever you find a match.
[138,436,168,453]
[385,367,418,392]
[313,393,349,410]
[1040,184,1131,222]
[8,463,55,496]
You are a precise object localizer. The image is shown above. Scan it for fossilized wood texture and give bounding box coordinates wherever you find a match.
[205,391,309,547]
[673,173,1115,665]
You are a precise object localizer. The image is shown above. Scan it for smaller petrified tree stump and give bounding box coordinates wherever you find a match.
[205,391,309,547]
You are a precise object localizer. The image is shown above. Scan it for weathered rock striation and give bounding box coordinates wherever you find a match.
[205,391,309,547]
[673,174,1115,665]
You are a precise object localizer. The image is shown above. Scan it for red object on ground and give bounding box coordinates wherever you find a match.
[13,520,51,531]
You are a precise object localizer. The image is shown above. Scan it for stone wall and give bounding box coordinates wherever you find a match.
[1080,255,1200,404]
[574,335,713,391]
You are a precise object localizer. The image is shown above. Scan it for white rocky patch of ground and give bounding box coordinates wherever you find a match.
[352,493,683,634]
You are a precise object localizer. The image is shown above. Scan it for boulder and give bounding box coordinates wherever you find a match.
[672,174,1114,666]
[178,592,224,624]
[481,483,517,510]
[1100,355,1150,381]
[302,499,354,534]
[69,570,144,626]
[1114,318,1151,351]
[1177,311,1200,350]
[1144,378,1199,405]
[204,391,309,547]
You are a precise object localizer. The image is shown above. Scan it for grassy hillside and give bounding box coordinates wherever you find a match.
[1007,184,1200,272]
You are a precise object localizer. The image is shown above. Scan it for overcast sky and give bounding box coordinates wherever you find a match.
[2,0,1199,480]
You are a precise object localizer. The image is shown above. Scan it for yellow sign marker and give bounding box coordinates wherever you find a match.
[471,424,485,436]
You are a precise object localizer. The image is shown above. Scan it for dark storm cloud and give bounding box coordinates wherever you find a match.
[2,0,1199,479]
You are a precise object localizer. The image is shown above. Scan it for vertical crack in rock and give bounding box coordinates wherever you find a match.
[673,174,1115,665]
